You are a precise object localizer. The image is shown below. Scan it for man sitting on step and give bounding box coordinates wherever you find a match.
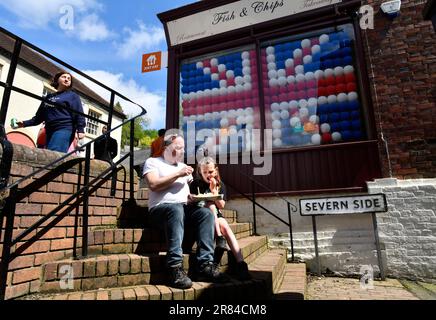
[143,133,228,289]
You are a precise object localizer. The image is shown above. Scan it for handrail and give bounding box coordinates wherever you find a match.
[0,27,148,300]
[225,170,299,262]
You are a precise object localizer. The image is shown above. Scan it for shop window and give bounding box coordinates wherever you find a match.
[261,23,365,149]
[180,45,261,156]
[86,109,101,136]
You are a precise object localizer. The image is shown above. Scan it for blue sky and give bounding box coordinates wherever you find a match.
[0,0,195,129]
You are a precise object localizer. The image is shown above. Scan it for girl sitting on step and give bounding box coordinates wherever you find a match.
[189,156,251,281]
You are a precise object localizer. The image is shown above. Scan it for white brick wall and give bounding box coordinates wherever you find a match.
[227,178,436,282]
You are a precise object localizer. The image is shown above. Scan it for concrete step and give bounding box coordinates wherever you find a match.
[19,247,285,301]
[35,236,268,295]
[274,263,307,300]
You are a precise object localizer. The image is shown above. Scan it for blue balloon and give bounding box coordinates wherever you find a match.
[234,60,242,68]
[282,128,293,136]
[329,103,339,113]
[318,104,328,114]
[320,114,329,123]
[308,106,317,115]
[277,61,285,69]
[352,130,363,140]
[333,58,342,67]
[339,120,351,130]
[281,119,290,128]
[337,102,348,112]
[343,56,353,65]
[181,64,189,72]
[181,86,189,94]
[351,111,360,119]
[181,79,189,86]
[283,42,292,50]
[341,130,352,141]
[329,33,339,42]
[330,122,340,132]
[226,62,234,70]
[234,68,243,77]
[196,75,203,83]
[181,71,190,79]
[196,83,204,91]
[351,120,361,129]
[203,82,211,90]
[196,69,204,76]
[348,101,360,111]
[323,59,334,69]
[340,112,350,120]
[189,70,196,78]
[203,74,211,82]
[312,53,321,62]
[211,80,220,89]
[329,112,340,122]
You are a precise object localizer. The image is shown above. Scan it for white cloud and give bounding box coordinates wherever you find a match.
[116,22,166,59]
[76,70,166,130]
[75,14,114,42]
[0,0,113,42]
[0,0,101,28]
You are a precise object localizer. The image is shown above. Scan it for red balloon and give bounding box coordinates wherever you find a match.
[219,72,227,80]
[307,88,317,98]
[211,66,219,73]
[326,85,336,96]
[244,98,253,107]
[264,87,271,96]
[297,81,306,91]
[347,82,357,92]
[302,48,311,56]
[270,86,279,96]
[211,96,219,104]
[336,84,347,94]
[297,90,307,100]
[204,105,212,113]
[306,79,317,88]
[326,76,336,86]
[345,73,356,83]
[280,86,288,94]
[294,57,303,66]
[271,95,279,103]
[203,60,211,68]
[286,67,295,76]
[335,75,345,84]
[279,93,288,101]
[264,96,271,105]
[288,83,296,92]
[322,133,332,144]
[318,78,327,87]
[227,92,236,101]
[288,92,297,100]
[182,100,189,108]
[317,87,327,97]
[311,38,320,46]
[227,78,236,86]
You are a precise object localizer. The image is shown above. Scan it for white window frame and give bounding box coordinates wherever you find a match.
[86,109,102,136]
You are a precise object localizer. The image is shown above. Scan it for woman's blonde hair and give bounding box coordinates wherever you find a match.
[197,157,221,187]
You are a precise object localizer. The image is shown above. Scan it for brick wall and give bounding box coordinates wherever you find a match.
[0,143,140,299]
[367,178,436,282]
[363,0,436,179]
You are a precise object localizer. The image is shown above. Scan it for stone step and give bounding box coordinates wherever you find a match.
[274,263,307,300]
[20,248,283,301]
[36,236,268,295]
[86,222,253,256]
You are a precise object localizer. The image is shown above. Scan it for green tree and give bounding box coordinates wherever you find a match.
[119,102,150,147]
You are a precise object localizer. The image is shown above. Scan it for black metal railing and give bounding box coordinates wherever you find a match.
[0,27,147,300]
[226,170,299,262]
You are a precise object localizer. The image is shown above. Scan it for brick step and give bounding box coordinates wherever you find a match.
[86,222,253,256]
[274,263,307,300]
[19,247,285,301]
[249,249,287,295]
[36,236,268,295]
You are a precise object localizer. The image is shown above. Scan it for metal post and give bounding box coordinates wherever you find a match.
[81,146,91,257]
[73,162,82,259]
[251,179,257,235]
[371,212,386,280]
[0,186,18,300]
[0,39,22,124]
[312,216,321,276]
[129,119,134,201]
[287,203,295,262]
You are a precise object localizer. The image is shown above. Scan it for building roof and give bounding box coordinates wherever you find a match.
[0,31,126,119]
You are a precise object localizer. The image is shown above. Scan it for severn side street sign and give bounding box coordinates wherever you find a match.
[299,194,387,216]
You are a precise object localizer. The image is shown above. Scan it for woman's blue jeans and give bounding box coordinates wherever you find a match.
[149,203,215,269]
[46,129,73,153]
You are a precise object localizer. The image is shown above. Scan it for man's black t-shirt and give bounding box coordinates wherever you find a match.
[189,178,228,217]
[94,136,118,162]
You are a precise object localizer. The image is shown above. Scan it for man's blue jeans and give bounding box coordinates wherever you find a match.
[149,203,215,269]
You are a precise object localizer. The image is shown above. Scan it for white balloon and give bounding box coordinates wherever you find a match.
[245,115,254,124]
[188,92,196,100]
[219,80,227,88]
[285,58,294,68]
[241,51,249,60]
[311,134,321,145]
[236,108,245,116]
[293,48,303,59]
[235,76,244,85]
[182,93,189,101]
[280,110,290,120]
[327,95,337,104]
[218,64,226,72]
[319,34,330,44]
[311,45,321,55]
[203,67,211,75]
[273,129,282,139]
[271,103,280,111]
[267,54,276,63]
[334,66,344,76]
[272,120,282,129]
[300,107,309,118]
[267,62,277,71]
[245,107,254,115]
[242,66,251,75]
[314,70,324,79]
[324,68,334,78]
[227,86,236,94]
[332,132,342,142]
[287,75,296,84]
[295,65,305,75]
[303,55,312,64]
[196,61,203,69]
[219,87,227,96]
[243,75,252,83]
[277,69,286,78]
[308,98,318,108]
[212,112,220,120]
[280,101,289,110]
[235,84,244,92]
[211,73,219,81]
[268,70,278,79]
[211,88,220,96]
[273,138,282,147]
[299,99,308,108]
[296,74,305,82]
[228,109,237,118]
[301,39,311,48]
[204,113,212,121]
[242,59,251,67]
[269,78,279,87]
[243,83,252,91]
[337,93,348,103]
[278,76,287,86]
[271,111,281,120]
[226,70,235,79]
[220,111,228,118]
[236,116,246,125]
[318,96,328,105]
[305,72,315,81]
[309,115,319,124]
[289,100,299,110]
[320,123,331,133]
[203,89,211,97]
[266,46,275,55]
[189,115,197,121]
[290,117,301,127]
[183,116,188,123]
[210,58,218,67]
[197,114,204,121]
[348,92,358,101]
[344,65,355,74]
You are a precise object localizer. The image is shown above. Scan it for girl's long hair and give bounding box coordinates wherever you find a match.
[197,156,221,188]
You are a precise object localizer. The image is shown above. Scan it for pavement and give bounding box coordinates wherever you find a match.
[305,275,436,300]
